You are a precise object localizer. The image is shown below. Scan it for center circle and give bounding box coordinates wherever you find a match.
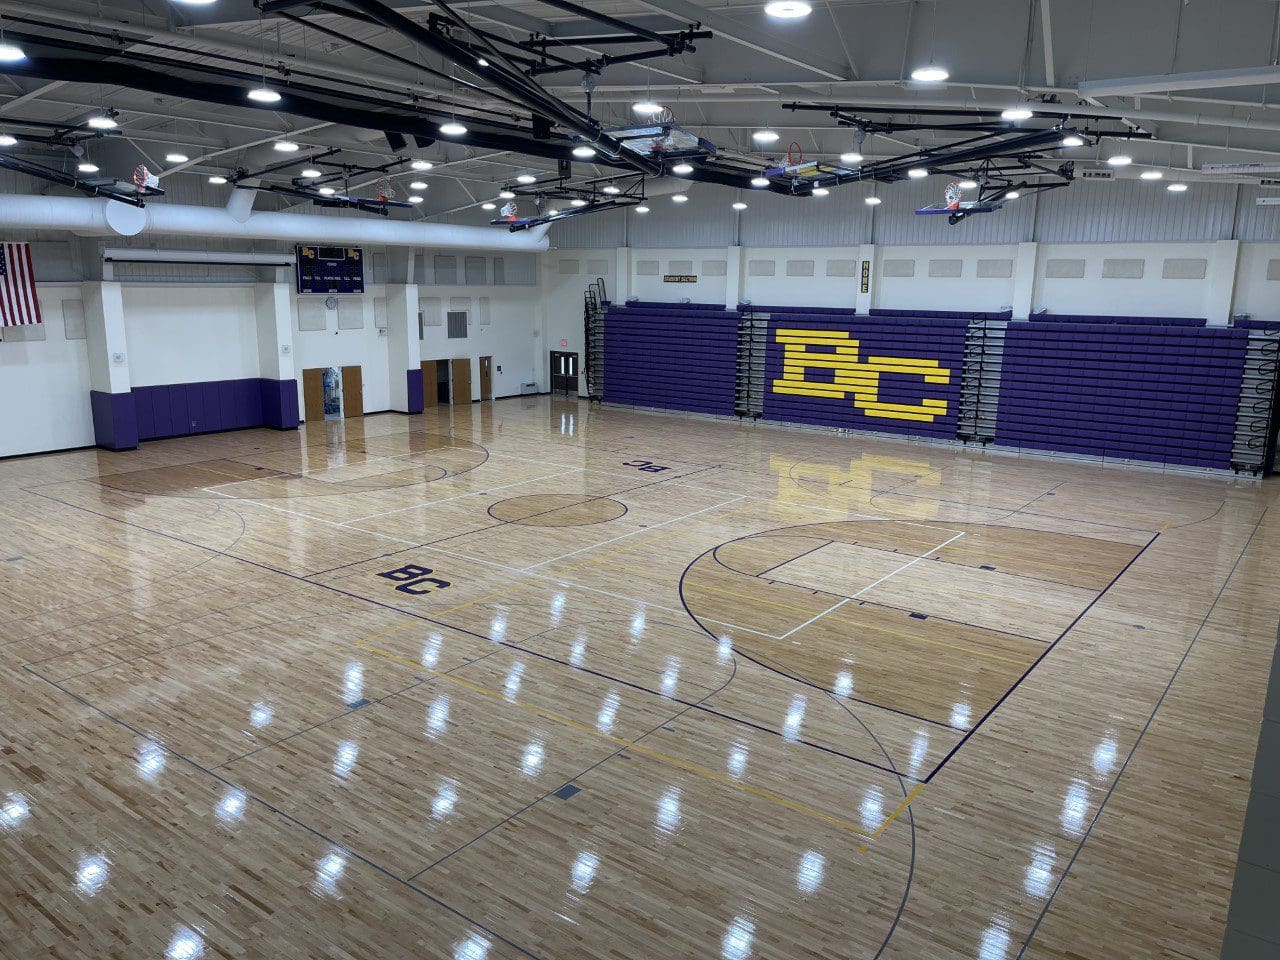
[488,493,628,526]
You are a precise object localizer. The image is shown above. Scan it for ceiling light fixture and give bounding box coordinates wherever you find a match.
[439,121,467,136]
[1106,154,1133,167]
[86,115,117,130]
[411,159,434,171]
[672,162,694,175]
[958,179,978,189]
[1006,190,1021,199]
[481,202,497,210]
[1167,182,1188,192]
[169,0,218,5]
[273,140,299,153]
[672,194,688,203]
[632,101,663,116]
[247,86,281,104]
[0,134,16,147]
[752,130,780,144]
[570,198,588,207]
[1140,170,1164,180]
[0,42,27,63]
[476,57,489,67]
[209,175,228,185]
[1061,134,1085,147]
[764,1,812,18]
[635,205,650,213]
[572,145,596,158]
[77,162,99,174]
[811,187,829,197]
[498,189,515,199]
[515,173,536,184]
[1001,107,1034,121]
[732,201,748,210]
[410,181,429,190]
[864,196,882,205]
[408,195,424,203]
[165,152,189,164]
[750,175,770,187]
[907,167,929,179]
[301,168,322,178]
[602,185,621,195]
[839,151,863,165]
[318,186,336,195]
[910,65,949,83]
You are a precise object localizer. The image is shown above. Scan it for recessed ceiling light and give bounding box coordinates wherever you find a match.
[1006,190,1021,199]
[602,185,621,195]
[515,173,536,184]
[1140,170,1163,180]
[572,145,596,158]
[170,0,218,5]
[301,168,322,179]
[0,134,17,147]
[77,162,99,173]
[86,115,118,130]
[1061,135,1085,147]
[635,205,650,213]
[318,186,336,195]
[481,202,496,210]
[247,87,281,104]
[0,43,27,64]
[411,160,434,171]
[811,187,829,197]
[907,167,929,179]
[209,175,228,185]
[750,175,770,187]
[732,201,748,210]
[439,121,467,136]
[1001,107,1034,121]
[1106,154,1132,166]
[632,101,663,116]
[672,162,694,175]
[864,196,882,205]
[273,140,299,153]
[498,189,515,199]
[764,1,812,18]
[910,65,949,83]
[672,194,688,203]
[165,153,189,164]
[840,151,863,164]
[752,130,780,144]
[408,195,424,203]
[1168,182,1188,192]
[958,179,978,189]
[410,180,429,190]
[570,198,588,207]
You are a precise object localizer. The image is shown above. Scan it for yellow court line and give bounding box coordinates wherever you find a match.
[351,636,925,843]
[9,516,133,564]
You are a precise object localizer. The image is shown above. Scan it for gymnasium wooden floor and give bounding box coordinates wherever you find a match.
[1,395,1276,960]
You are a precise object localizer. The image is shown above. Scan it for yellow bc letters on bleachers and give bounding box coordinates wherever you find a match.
[771,328,952,422]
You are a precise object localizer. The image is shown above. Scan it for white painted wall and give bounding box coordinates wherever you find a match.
[291,293,390,415]
[625,248,730,305]
[742,246,862,309]
[874,244,1020,311]
[122,285,260,386]
[1032,241,1221,318]
[1233,242,1280,323]
[0,285,94,457]
[419,283,541,400]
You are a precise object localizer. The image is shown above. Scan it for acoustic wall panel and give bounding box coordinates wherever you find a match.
[995,323,1248,468]
[603,307,739,415]
[762,316,968,439]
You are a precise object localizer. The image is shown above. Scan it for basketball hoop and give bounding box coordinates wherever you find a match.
[500,201,518,222]
[375,176,394,203]
[787,142,803,166]
[943,181,963,210]
[132,164,159,189]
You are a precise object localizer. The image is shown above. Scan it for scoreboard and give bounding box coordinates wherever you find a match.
[296,245,365,294]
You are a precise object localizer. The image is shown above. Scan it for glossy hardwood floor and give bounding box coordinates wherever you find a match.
[1,396,1276,960]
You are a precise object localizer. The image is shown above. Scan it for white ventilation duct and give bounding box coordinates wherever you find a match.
[0,189,552,252]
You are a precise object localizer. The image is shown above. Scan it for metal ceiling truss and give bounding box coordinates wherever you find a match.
[0,152,162,205]
[231,150,419,214]
[494,171,645,231]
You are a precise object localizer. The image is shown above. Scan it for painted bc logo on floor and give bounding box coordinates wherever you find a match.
[771,328,952,422]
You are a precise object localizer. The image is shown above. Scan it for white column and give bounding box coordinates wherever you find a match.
[82,281,130,395]
[724,245,744,310]
[386,281,422,411]
[1205,239,1241,326]
[614,247,631,303]
[254,282,295,382]
[1010,242,1039,319]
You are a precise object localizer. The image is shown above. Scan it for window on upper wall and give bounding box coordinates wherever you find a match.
[464,256,487,284]
[702,259,728,277]
[337,300,364,330]
[880,259,915,278]
[434,255,458,285]
[298,300,327,331]
[1044,258,1086,279]
[478,297,491,326]
[1102,258,1144,279]
[747,259,775,277]
[62,299,86,339]
[447,311,468,339]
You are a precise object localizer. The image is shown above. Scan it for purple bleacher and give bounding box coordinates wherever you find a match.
[762,316,968,440]
[995,323,1247,469]
[870,308,1013,321]
[740,304,857,316]
[604,309,739,415]
[1029,313,1206,327]
[623,300,727,311]
[1233,318,1280,331]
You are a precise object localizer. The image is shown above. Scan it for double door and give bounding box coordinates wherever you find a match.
[550,351,578,395]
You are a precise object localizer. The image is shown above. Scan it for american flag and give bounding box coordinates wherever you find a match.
[0,242,42,327]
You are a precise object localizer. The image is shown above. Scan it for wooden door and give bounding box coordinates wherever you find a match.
[420,359,437,408]
[341,365,363,418]
[302,368,325,422]
[479,355,493,400]
[450,358,472,405]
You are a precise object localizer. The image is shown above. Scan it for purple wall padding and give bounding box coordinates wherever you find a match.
[762,316,968,439]
[89,390,139,451]
[123,377,298,443]
[995,323,1248,469]
[406,368,424,414]
[260,378,300,429]
[603,308,739,415]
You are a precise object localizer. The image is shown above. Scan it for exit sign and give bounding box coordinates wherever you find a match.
[560,339,568,346]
